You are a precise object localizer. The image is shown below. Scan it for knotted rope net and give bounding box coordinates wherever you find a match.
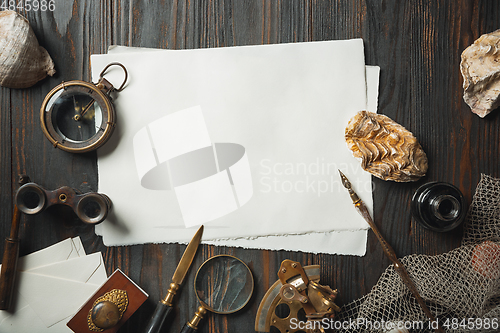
[335,174,500,333]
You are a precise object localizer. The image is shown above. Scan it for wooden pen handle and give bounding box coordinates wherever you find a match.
[355,204,444,333]
[355,204,399,263]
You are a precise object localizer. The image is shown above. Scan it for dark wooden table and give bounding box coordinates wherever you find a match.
[1,1,500,332]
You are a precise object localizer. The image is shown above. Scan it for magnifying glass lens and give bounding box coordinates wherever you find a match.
[195,256,253,314]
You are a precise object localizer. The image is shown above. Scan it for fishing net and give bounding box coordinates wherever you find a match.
[335,174,500,333]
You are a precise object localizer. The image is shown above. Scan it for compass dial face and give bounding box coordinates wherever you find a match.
[48,90,103,142]
[41,81,114,153]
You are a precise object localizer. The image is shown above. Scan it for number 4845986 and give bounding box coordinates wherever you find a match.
[1,0,55,11]
[442,318,499,330]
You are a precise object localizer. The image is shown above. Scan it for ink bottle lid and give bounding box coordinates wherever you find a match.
[411,182,467,232]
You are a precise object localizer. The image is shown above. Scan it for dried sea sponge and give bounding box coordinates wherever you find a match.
[345,111,428,182]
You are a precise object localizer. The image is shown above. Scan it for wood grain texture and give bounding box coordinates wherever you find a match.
[1,1,500,332]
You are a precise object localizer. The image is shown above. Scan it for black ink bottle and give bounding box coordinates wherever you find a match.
[411,182,467,232]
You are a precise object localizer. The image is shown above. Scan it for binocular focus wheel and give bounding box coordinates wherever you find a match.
[15,184,46,215]
[76,193,110,224]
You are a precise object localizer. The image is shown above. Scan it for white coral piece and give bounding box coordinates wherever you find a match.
[460,29,500,117]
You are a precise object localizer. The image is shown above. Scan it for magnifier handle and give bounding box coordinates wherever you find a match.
[180,323,198,333]
[179,306,207,333]
[143,301,173,333]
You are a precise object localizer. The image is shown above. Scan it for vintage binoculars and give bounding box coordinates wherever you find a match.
[15,183,111,224]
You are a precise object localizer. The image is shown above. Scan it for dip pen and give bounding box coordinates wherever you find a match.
[339,170,444,333]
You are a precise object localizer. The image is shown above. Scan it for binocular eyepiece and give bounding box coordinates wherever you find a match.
[15,183,111,225]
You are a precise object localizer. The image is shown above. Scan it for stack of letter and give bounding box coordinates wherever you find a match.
[0,238,107,332]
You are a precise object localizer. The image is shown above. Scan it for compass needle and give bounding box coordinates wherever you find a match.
[81,99,96,118]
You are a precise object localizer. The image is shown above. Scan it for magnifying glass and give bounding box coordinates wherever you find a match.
[180,255,254,333]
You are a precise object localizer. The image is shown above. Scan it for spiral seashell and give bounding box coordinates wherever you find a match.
[460,29,500,118]
[345,111,428,182]
[0,10,55,89]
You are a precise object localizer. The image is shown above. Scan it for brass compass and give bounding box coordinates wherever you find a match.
[40,63,128,153]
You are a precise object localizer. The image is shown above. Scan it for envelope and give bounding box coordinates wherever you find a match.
[18,253,105,327]
[0,238,107,333]
[0,305,61,332]
[16,237,83,272]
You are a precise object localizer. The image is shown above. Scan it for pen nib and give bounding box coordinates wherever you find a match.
[339,170,360,204]
[338,170,351,189]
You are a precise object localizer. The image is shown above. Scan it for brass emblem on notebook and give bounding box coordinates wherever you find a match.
[88,289,129,331]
